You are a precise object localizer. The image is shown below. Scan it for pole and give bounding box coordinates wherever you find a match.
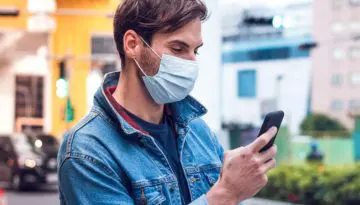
[275,75,283,110]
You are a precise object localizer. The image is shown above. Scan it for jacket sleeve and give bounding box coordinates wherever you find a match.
[59,156,134,205]
[188,194,210,205]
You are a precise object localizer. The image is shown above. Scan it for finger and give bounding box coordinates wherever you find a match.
[248,127,277,153]
[258,145,277,163]
[261,158,277,173]
[225,147,251,167]
[228,146,250,157]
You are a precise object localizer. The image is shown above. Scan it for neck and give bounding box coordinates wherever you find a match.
[112,65,164,125]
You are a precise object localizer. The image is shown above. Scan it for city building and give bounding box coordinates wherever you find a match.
[221,2,312,134]
[0,0,52,135]
[0,0,121,136]
[312,0,360,130]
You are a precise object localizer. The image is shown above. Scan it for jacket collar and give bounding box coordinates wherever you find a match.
[93,71,207,135]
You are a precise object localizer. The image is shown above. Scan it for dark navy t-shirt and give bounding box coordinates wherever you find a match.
[123,109,191,204]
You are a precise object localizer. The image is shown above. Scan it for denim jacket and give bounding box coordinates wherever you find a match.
[57,71,224,205]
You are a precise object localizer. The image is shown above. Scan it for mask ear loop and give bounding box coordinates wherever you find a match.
[139,36,162,59]
[133,57,148,77]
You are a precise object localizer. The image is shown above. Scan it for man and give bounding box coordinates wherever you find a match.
[306,141,324,163]
[57,0,278,204]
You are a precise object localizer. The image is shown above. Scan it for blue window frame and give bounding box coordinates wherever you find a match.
[238,70,257,98]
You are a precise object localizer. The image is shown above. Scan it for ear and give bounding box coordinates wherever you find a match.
[123,30,142,59]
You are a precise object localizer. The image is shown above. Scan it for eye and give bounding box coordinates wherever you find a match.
[171,47,183,53]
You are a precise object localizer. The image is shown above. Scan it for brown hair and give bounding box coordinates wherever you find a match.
[113,0,208,66]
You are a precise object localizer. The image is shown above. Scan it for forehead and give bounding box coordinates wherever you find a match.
[153,19,202,46]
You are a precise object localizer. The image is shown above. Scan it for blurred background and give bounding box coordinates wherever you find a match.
[0,0,359,204]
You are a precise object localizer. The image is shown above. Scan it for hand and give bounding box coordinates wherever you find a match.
[207,127,278,205]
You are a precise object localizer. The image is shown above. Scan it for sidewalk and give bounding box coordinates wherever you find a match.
[243,198,298,205]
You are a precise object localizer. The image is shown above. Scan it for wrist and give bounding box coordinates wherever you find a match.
[206,182,239,205]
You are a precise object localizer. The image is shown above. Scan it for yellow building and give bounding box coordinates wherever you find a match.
[0,0,121,137]
[51,0,121,136]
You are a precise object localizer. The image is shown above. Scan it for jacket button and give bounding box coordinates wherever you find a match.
[191,177,200,183]
[169,187,175,193]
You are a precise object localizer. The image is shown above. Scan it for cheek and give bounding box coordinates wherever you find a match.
[139,50,161,76]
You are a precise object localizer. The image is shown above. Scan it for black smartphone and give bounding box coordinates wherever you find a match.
[258,110,284,152]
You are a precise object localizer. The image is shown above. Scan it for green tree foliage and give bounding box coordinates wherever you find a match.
[300,113,350,137]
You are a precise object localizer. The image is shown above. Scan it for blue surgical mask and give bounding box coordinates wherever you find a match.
[133,37,199,104]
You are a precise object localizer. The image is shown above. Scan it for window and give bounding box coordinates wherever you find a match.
[333,48,346,60]
[15,76,44,119]
[248,47,290,61]
[350,0,360,6]
[349,47,360,59]
[349,22,360,32]
[349,99,360,109]
[91,35,120,73]
[332,23,345,33]
[222,43,310,64]
[238,70,257,98]
[330,100,344,111]
[333,0,342,9]
[350,72,360,85]
[331,74,343,86]
[91,36,116,55]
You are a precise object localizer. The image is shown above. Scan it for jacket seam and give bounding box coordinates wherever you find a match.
[91,107,136,142]
[65,111,98,154]
[91,106,118,129]
[60,152,119,179]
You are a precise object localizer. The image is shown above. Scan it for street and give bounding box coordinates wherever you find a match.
[3,186,294,205]
[4,185,59,205]
[5,193,292,205]
[4,188,293,205]
[1,182,294,205]
[244,198,296,205]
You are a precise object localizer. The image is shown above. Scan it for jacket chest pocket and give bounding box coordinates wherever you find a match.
[133,185,166,205]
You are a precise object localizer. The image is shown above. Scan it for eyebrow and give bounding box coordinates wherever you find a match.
[169,40,204,49]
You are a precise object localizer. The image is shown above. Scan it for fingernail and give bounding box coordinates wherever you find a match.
[270,127,277,134]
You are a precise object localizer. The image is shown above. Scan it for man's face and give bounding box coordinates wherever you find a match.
[137,18,203,76]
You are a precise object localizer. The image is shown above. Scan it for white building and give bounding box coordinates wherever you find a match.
[221,2,313,135]
[0,31,51,135]
[222,57,311,134]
